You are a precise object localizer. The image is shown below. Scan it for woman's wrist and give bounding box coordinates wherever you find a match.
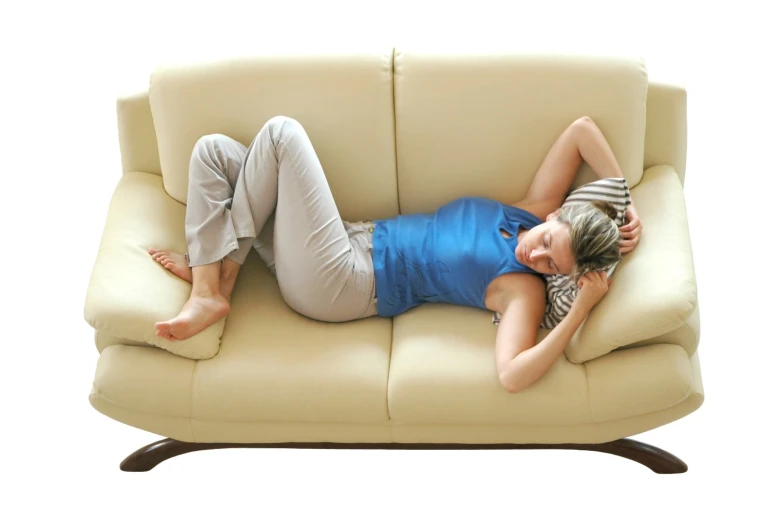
[570,300,592,320]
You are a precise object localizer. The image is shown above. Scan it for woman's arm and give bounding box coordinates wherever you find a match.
[514,116,643,254]
[498,299,589,393]
[514,116,626,215]
[495,272,610,393]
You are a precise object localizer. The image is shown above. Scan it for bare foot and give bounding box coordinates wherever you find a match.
[154,294,230,341]
[149,247,192,283]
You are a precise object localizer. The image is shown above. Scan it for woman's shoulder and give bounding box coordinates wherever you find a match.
[442,196,537,215]
[485,271,546,313]
[502,200,546,224]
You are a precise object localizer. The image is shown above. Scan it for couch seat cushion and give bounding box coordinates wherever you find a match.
[92,250,393,427]
[190,252,393,424]
[389,304,591,425]
[388,303,694,425]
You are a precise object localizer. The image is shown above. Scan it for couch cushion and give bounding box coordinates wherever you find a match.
[191,252,393,424]
[148,49,399,222]
[388,303,694,425]
[83,171,225,359]
[90,343,196,435]
[389,303,590,425]
[93,329,153,353]
[91,251,393,429]
[563,164,698,363]
[393,50,648,215]
[623,301,700,356]
[586,344,693,422]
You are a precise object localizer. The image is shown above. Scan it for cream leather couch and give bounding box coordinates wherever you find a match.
[84,48,702,473]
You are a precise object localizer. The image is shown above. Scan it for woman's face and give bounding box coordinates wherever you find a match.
[514,213,576,276]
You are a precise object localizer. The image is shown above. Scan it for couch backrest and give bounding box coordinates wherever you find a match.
[392,50,649,214]
[147,50,400,222]
[131,50,657,220]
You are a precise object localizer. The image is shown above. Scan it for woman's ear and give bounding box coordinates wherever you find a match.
[546,209,561,221]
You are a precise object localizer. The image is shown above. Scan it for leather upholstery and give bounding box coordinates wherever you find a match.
[392,50,648,215]
[564,164,698,363]
[116,89,161,176]
[148,50,399,223]
[644,81,688,184]
[85,49,703,444]
[83,171,225,359]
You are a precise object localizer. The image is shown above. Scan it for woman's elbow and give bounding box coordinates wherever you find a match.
[498,368,530,394]
[573,115,595,129]
[502,381,523,394]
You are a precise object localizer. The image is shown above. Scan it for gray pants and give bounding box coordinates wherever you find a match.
[184,116,378,322]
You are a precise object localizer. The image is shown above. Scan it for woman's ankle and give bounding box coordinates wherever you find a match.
[191,285,225,300]
[221,257,242,277]
[190,261,223,298]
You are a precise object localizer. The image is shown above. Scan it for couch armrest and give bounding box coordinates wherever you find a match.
[83,171,225,360]
[117,89,161,176]
[564,164,698,364]
[644,81,687,186]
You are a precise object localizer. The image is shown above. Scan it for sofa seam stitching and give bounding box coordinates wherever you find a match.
[582,364,594,422]
[189,360,197,442]
[592,383,695,423]
[391,46,401,216]
[387,320,394,423]
[591,298,697,358]
[87,318,218,360]
[90,385,697,429]
[89,389,388,425]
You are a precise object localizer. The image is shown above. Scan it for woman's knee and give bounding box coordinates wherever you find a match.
[192,134,232,162]
[265,115,301,130]
[261,115,306,144]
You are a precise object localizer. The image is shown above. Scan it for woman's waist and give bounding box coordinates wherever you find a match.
[343,218,377,299]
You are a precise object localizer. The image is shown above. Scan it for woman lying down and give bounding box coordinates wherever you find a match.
[148,115,642,393]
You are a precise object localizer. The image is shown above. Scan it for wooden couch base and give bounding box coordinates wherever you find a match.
[120,437,687,474]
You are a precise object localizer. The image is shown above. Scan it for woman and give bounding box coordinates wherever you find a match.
[149,115,643,392]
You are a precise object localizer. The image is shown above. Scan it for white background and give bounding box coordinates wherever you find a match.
[2,0,782,519]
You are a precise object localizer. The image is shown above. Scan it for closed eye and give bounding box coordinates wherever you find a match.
[545,233,556,271]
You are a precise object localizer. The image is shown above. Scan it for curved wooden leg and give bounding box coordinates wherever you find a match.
[120,437,687,473]
[564,438,688,474]
[120,438,218,472]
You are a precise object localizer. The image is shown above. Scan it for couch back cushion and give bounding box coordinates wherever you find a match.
[148,50,399,222]
[393,50,648,214]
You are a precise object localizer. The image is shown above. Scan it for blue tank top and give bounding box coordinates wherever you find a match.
[371,196,545,317]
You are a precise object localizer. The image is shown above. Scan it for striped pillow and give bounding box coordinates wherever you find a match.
[493,177,630,329]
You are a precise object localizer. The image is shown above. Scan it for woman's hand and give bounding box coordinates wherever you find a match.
[619,202,642,254]
[574,271,611,312]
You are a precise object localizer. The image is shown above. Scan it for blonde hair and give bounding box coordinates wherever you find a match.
[555,201,622,283]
